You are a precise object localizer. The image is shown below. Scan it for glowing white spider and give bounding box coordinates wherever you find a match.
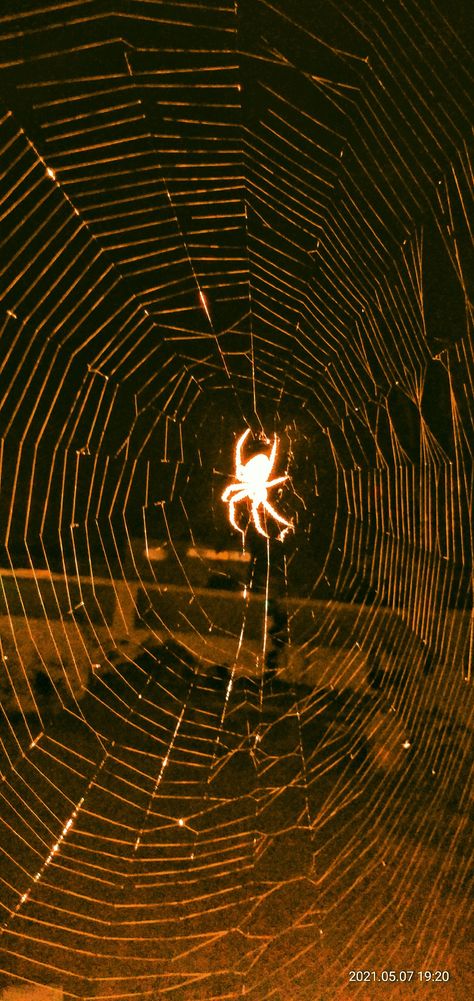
[222,429,292,539]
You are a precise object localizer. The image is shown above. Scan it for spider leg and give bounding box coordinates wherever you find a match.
[226,489,248,536]
[252,503,269,538]
[236,428,251,478]
[262,499,292,528]
[223,481,248,501]
[266,475,288,488]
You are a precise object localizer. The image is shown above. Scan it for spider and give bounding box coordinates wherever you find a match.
[222,429,292,540]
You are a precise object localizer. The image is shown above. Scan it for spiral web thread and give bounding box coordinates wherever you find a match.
[0,1,472,999]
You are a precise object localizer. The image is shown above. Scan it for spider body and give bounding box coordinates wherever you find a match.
[222,429,292,539]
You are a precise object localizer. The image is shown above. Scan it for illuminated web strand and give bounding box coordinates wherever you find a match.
[0,0,471,994]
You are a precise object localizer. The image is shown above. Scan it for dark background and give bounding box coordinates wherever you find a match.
[0,1,472,998]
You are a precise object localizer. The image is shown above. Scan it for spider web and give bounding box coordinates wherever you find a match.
[0,1,472,999]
